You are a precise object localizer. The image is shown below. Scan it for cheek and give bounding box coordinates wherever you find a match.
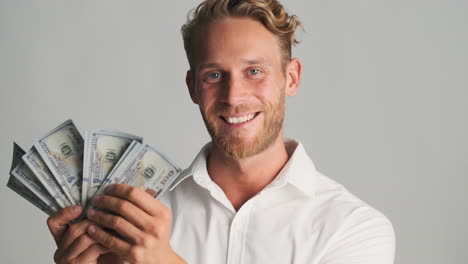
[198,90,219,115]
[255,78,284,103]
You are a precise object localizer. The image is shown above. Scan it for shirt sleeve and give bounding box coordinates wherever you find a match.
[319,206,396,264]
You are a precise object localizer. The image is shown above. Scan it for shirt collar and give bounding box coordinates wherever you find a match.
[169,143,211,191]
[169,139,318,197]
[268,139,318,197]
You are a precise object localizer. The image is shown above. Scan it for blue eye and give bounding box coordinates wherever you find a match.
[249,69,261,75]
[203,71,222,84]
[209,72,221,79]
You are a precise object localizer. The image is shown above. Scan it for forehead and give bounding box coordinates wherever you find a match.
[192,16,282,68]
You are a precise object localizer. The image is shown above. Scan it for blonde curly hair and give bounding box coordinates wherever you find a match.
[181,0,303,71]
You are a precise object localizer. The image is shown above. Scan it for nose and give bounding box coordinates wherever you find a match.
[221,72,248,105]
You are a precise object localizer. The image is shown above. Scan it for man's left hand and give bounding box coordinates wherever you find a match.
[86,184,186,264]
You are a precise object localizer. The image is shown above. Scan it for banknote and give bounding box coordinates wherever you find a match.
[81,130,143,207]
[10,158,59,213]
[7,176,55,215]
[98,143,181,198]
[7,121,181,218]
[10,142,25,170]
[34,119,84,205]
[104,140,140,184]
[94,141,142,195]
[23,147,73,208]
[7,143,53,215]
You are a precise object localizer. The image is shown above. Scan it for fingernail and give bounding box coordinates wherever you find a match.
[92,195,101,204]
[72,205,82,214]
[88,225,96,234]
[105,185,114,193]
[87,208,95,217]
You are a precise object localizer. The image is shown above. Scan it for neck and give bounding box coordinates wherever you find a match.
[207,133,289,211]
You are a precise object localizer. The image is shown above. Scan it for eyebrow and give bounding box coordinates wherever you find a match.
[199,62,221,70]
[199,57,268,71]
[242,58,267,65]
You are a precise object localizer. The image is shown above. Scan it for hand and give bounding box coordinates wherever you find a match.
[86,184,186,264]
[47,205,110,263]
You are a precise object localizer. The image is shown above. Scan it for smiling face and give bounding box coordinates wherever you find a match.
[187,16,298,160]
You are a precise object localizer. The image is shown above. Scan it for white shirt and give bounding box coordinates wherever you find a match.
[159,139,396,264]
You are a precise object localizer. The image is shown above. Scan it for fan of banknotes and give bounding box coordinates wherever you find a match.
[7,119,181,215]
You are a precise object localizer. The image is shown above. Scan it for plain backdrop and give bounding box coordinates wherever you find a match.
[0,0,466,263]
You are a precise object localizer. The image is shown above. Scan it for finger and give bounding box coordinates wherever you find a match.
[87,208,144,244]
[96,252,123,263]
[75,244,110,263]
[59,234,96,261]
[91,194,151,230]
[47,205,82,245]
[58,220,95,257]
[87,224,131,255]
[105,184,162,216]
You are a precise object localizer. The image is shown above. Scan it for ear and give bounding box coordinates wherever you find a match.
[186,70,199,104]
[285,58,302,97]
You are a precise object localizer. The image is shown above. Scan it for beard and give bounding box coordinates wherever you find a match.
[200,92,285,160]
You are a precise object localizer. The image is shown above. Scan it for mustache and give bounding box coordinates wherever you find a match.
[210,103,262,116]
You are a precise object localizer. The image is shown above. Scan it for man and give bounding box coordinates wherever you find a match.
[48,0,395,263]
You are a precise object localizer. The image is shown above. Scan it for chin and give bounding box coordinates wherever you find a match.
[212,133,270,160]
[202,107,284,160]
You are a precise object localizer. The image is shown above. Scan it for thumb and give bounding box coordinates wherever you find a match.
[46,205,82,245]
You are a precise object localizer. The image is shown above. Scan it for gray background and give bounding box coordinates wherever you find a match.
[0,0,466,263]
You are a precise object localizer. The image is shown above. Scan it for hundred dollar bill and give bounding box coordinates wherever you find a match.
[6,142,51,214]
[7,175,55,215]
[34,119,84,205]
[104,140,140,184]
[23,147,73,208]
[94,141,142,195]
[78,141,142,219]
[11,158,59,213]
[10,142,25,170]
[82,130,142,207]
[98,143,180,198]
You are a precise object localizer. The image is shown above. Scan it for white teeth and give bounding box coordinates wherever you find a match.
[226,114,255,124]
